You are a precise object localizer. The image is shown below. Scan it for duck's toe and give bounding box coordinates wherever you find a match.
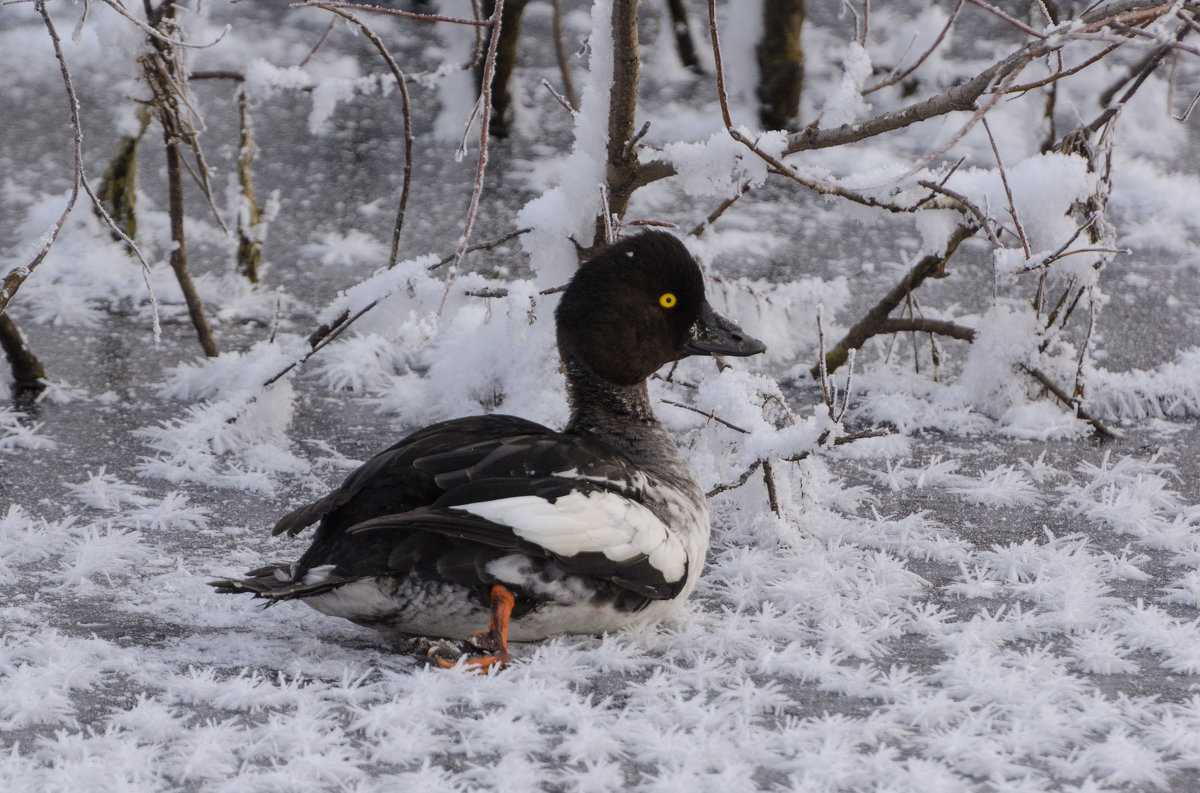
[431,584,516,674]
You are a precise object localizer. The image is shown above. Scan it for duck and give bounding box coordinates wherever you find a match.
[210,230,765,671]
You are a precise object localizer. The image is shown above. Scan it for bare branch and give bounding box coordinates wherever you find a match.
[290,1,493,26]
[815,223,980,377]
[982,118,1031,258]
[550,0,578,108]
[320,6,415,269]
[965,0,1048,38]
[660,399,750,433]
[452,0,505,269]
[1019,363,1115,438]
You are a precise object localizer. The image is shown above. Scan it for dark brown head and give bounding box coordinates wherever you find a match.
[555,231,765,386]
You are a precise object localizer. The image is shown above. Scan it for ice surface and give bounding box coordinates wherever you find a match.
[3,2,1200,791]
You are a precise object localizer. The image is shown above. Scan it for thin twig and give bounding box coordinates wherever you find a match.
[917,180,1002,247]
[708,0,733,129]
[550,0,578,109]
[1019,363,1115,437]
[982,118,1031,258]
[6,1,160,340]
[542,78,577,115]
[660,399,750,433]
[1008,42,1123,92]
[451,0,505,270]
[99,0,227,47]
[864,0,964,96]
[965,0,1048,38]
[299,16,338,67]
[291,1,493,26]
[688,181,752,237]
[322,7,415,269]
[705,431,888,499]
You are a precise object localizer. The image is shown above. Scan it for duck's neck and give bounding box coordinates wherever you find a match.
[562,354,664,455]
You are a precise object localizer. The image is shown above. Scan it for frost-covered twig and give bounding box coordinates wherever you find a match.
[291,1,493,26]
[144,3,220,357]
[451,0,505,271]
[705,431,887,499]
[550,0,578,109]
[817,308,855,423]
[1008,42,1124,93]
[1020,363,1115,438]
[541,78,577,115]
[298,16,338,67]
[917,180,1002,248]
[660,399,749,434]
[964,0,1048,39]
[98,0,227,48]
[982,119,1031,259]
[264,228,532,391]
[863,0,963,96]
[319,6,414,269]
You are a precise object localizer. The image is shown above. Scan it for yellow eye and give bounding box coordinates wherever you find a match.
[659,293,677,309]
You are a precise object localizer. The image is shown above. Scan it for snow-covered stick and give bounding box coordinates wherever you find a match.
[1020,363,1115,438]
[782,2,1181,158]
[263,228,532,390]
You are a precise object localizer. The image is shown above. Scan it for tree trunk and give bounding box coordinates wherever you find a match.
[481,0,529,138]
[756,0,805,128]
[605,0,641,224]
[164,134,220,358]
[0,312,46,394]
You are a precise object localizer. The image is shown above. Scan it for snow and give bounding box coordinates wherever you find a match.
[3,1,1200,791]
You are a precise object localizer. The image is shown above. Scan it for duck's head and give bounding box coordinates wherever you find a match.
[555,231,766,387]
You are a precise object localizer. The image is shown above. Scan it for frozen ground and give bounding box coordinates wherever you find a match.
[4,1,1200,791]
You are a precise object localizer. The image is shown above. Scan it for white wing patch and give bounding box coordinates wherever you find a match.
[450,491,688,582]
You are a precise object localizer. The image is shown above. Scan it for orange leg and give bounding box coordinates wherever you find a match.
[436,584,515,673]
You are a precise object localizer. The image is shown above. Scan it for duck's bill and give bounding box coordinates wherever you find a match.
[685,304,766,357]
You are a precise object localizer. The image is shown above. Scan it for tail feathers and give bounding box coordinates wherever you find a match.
[208,563,354,601]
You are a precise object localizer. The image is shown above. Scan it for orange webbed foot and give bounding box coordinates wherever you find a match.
[432,584,515,674]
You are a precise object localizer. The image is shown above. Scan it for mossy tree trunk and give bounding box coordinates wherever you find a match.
[95,108,150,241]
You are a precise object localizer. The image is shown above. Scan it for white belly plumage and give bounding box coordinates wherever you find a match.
[303,573,693,642]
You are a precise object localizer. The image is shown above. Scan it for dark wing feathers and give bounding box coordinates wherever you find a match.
[272,414,551,537]
[273,414,683,601]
